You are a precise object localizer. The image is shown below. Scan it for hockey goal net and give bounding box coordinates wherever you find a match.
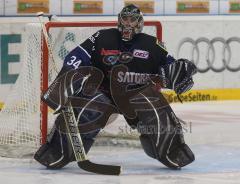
[0,21,162,158]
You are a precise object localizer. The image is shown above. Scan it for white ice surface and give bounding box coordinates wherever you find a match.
[1,101,240,184]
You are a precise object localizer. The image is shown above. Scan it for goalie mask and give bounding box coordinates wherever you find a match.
[118,4,144,41]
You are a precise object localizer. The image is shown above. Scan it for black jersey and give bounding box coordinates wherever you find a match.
[81,28,168,74]
[62,28,172,92]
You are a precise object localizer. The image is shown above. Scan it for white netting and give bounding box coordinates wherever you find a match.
[0,21,161,157]
[0,24,42,157]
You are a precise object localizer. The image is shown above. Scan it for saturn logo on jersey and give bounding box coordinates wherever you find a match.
[101,48,133,65]
[133,49,149,59]
[117,71,151,84]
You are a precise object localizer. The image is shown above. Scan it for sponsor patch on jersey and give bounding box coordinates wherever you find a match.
[101,48,120,56]
[133,49,149,59]
[102,52,133,65]
[117,71,151,84]
[101,49,133,65]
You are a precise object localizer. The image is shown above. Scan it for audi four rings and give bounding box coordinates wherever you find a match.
[177,37,240,73]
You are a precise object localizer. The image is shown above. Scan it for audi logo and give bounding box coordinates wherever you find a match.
[177,37,240,73]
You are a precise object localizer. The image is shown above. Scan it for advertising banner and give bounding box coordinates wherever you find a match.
[114,0,164,15]
[124,0,155,14]
[229,0,240,13]
[2,0,238,16]
[176,0,209,13]
[164,89,240,103]
[161,18,240,91]
[61,0,113,15]
[4,0,61,15]
[73,0,103,14]
[0,23,25,104]
[17,0,49,14]
[164,0,218,15]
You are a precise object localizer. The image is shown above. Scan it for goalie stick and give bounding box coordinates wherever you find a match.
[62,101,121,175]
[36,12,121,175]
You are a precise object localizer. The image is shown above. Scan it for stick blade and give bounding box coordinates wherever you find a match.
[78,160,121,175]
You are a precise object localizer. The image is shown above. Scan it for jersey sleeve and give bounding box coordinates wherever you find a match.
[62,31,101,72]
[154,39,176,66]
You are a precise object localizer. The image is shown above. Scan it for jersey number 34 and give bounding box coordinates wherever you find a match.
[67,56,82,69]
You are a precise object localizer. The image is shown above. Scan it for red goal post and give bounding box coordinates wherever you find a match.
[40,21,163,144]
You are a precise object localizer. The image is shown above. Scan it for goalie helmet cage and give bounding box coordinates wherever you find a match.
[0,21,162,158]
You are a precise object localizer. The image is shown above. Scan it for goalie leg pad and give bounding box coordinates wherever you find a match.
[139,134,156,159]
[34,113,98,169]
[133,89,195,169]
[167,142,195,168]
[34,115,73,169]
[35,92,113,169]
[138,111,195,169]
